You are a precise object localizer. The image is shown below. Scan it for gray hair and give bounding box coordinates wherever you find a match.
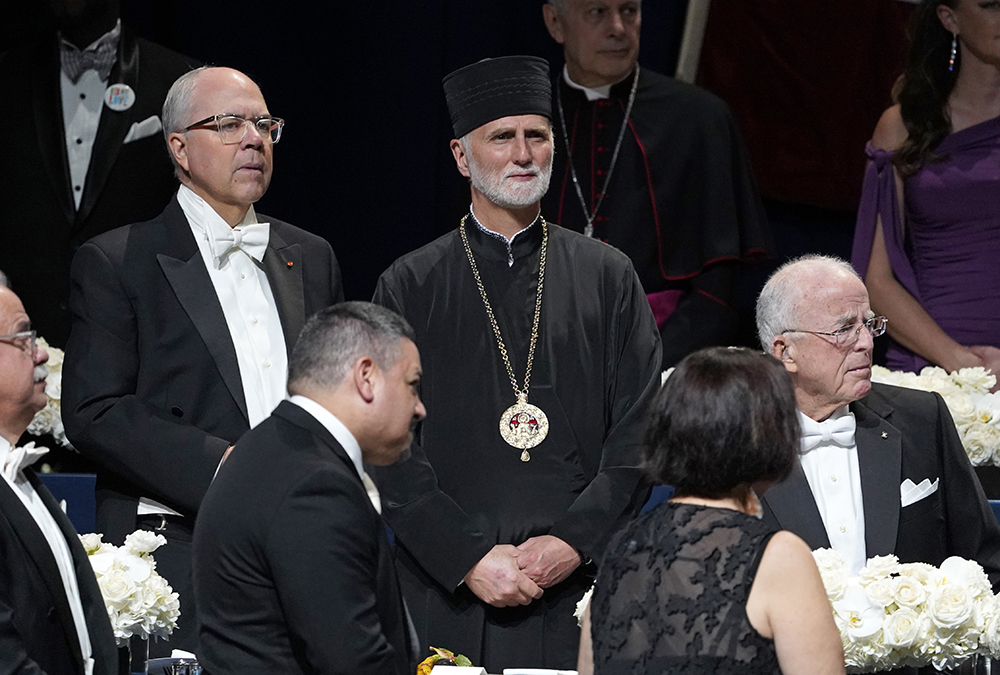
[161,66,215,175]
[547,0,566,12]
[288,302,416,394]
[756,254,862,350]
[0,269,8,288]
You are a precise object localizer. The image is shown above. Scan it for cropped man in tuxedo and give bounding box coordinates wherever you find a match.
[0,0,199,347]
[0,279,118,675]
[62,66,343,654]
[195,302,422,675]
[756,255,1000,586]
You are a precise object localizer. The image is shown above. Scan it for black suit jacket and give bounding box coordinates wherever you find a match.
[0,26,198,346]
[762,383,1000,587]
[194,401,416,675]
[0,469,118,675]
[61,197,343,543]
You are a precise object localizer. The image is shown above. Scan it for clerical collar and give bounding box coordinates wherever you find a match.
[562,65,635,102]
[468,205,542,267]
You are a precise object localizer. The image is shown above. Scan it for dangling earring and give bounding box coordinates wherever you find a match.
[949,34,958,72]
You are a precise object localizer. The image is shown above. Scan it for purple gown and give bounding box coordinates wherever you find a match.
[852,116,1000,371]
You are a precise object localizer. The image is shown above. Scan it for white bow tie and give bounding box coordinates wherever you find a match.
[207,222,270,262]
[3,442,49,482]
[800,414,856,453]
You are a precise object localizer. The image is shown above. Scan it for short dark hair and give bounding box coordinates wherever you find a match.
[643,347,799,499]
[288,302,416,393]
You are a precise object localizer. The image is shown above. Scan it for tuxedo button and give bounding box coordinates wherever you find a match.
[251,317,258,324]
[263,360,271,368]
[240,273,246,280]
[830,475,837,482]
[171,406,184,418]
[839,525,847,533]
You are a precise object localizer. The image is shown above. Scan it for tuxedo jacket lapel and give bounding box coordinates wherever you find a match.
[852,396,902,558]
[762,460,831,550]
[157,202,249,425]
[31,36,75,226]
[0,477,85,667]
[262,227,305,356]
[78,27,139,225]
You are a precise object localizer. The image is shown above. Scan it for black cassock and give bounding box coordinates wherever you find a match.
[371,218,661,672]
[542,66,773,366]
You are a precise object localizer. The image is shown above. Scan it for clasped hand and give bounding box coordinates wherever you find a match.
[463,536,581,608]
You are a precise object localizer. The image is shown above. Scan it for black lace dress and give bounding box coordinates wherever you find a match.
[591,502,781,674]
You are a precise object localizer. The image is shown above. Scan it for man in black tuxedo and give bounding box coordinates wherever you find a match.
[62,66,343,654]
[194,302,423,674]
[0,0,199,347]
[756,255,1000,585]
[0,280,118,675]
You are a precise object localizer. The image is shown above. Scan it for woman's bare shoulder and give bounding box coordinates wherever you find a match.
[872,104,909,152]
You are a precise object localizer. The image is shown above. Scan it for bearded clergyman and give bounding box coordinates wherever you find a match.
[370,55,662,673]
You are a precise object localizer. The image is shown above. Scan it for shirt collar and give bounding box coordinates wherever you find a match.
[177,185,265,263]
[288,395,365,481]
[466,205,543,265]
[0,436,11,472]
[562,66,613,101]
[59,18,122,54]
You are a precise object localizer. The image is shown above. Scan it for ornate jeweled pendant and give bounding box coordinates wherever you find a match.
[499,395,549,459]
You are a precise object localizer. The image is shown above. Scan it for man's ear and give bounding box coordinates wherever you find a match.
[770,335,798,373]
[542,3,565,44]
[168,132,190,174]
[352,356,378,403]
[450,138,471,179]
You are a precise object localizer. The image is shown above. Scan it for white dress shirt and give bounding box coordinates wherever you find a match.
[288,395,381,514]
[139,186,287,517]
[59,21,121,210]
[0,438,95,675]
[798,406,867,574]
[563,66,613,101]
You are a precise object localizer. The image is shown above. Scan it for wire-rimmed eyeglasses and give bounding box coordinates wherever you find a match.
[0,329,36,355]
[781,316,888,348]
[182,114,284,145]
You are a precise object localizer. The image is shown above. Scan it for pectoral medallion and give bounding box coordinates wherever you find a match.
[499,395,549,459]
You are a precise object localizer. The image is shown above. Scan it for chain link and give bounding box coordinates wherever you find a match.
[459,215,548,401]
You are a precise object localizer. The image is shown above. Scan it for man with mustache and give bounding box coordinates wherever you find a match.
[542,0,773,367]
[757,255,1000,587]
[371,56,661,672]
[194,302,423,675]
[62,66,343,654]
[0,275,118,675]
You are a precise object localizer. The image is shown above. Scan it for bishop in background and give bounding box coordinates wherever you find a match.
[372,55,661,672]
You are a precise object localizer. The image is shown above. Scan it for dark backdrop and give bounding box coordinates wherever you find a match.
[8,0,683,301]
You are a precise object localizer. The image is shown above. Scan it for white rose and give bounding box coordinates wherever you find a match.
[940,557,992,599]
[928,583,974,630]
[871,365,897,384]
[79,533,104,555]
[36,338,64,370]
[861,554,900,582]
[898,562,942,586]
[813,548,849,601]
[26,406,57,437]
[124,530,166,555]
[865,578,897,607]
[962,423,1000,466]
[985,608,1000,656]
[883,607,923,648]
[893,575,927,609]
[945,392,979,428]
[99,568,135,610]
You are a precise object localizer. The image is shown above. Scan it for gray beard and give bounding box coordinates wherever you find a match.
[468,156,552,209]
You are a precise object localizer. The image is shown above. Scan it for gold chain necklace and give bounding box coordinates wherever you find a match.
[460,214,549,461]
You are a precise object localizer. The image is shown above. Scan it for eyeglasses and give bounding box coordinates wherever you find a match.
[0,329,36,355]
[782,316,888,348]
[182,114,284,145]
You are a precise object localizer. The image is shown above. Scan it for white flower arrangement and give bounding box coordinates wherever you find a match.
[26,337,71,449]
[81,531,180,646]
[872,365,1000,467]
[813,549,1000,672]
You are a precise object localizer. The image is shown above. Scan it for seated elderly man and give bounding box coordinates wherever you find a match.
[0,274,117,674]
[756,254,1000,585]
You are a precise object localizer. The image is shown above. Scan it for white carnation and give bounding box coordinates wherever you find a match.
[860,554,900,582]
[884,607,923,648]
[124,530,166,555]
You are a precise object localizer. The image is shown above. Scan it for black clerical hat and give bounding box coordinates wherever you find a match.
[443,55,552,139]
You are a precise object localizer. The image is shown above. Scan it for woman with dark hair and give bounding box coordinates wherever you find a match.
[852,0,1000,380]
[578,348,844,675]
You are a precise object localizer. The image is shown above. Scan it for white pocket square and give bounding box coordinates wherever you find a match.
[123,115,162,143]
[900,477,939,508]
